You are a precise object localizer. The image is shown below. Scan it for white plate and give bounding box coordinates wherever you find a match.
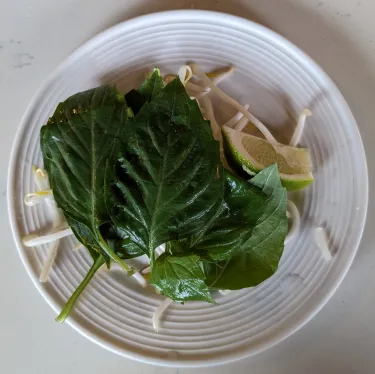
[8,10,368,367]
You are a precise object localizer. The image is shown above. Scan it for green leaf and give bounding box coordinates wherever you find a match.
[125,68,164,115]
[65,215,105,261]
[115,237,146,259]
[40,85,133,272]
[149,254,214,303]
[200,171,268,261]
[138,67,164,101]
[204,165,288,290]
[108,78,224,260]
[66,216,143,263]
[167,170,268,261]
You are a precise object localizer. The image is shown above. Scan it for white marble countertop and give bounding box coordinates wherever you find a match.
[1,1,375,373]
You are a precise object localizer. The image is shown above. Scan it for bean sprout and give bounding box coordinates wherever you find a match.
[165,65,234,98]
[177,65,192,86]
[141,265,151,275]
[219,290,232,295]
[24,190,52,206]
[206,65,235,85]
[223,105,250,128]
[39,241,60,282]
[23,227,73,247]
[200,96,221,141]
[155,244,166,257]
[190,63,278,144]
[164,75,209,95]
[72,242,84,251]
[33,166,49,189]
[285,200,300,245]
[132,272,148,288]
[153,297,173,332]
[194,90,210,100]
[25,167,67,281]
[234,116,250,132]
[314,227,332,260]
[290,109,312,146]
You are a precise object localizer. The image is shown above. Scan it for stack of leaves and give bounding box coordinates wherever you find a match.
[40,68,288,321]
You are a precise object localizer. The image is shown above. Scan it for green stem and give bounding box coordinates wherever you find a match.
[96,231,133,274]
[150,244,155,269]
[56,255,105,323]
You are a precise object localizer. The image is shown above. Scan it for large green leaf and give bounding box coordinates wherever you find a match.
[108,78,224,261]
[167,170,268,261]
[40,85,133,272]
[149,253,214,303]
[204,165,288,289]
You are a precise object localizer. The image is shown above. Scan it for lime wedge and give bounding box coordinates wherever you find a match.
[222,126,313,191]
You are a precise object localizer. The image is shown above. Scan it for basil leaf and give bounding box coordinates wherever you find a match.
[204,165,288,289]
[66,215,143,263]
[125,68,164,115]
[200,171,268,261]
[65,215,104,261]
[40,85,133,272]
[149,253,214,303]
[95,222,145,260]
[138,67,164,101]
[108,78,224,260]
[115,237,146,259]
[167,170,268,261]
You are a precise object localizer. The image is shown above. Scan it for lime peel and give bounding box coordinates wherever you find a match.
[222,126,313,191]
